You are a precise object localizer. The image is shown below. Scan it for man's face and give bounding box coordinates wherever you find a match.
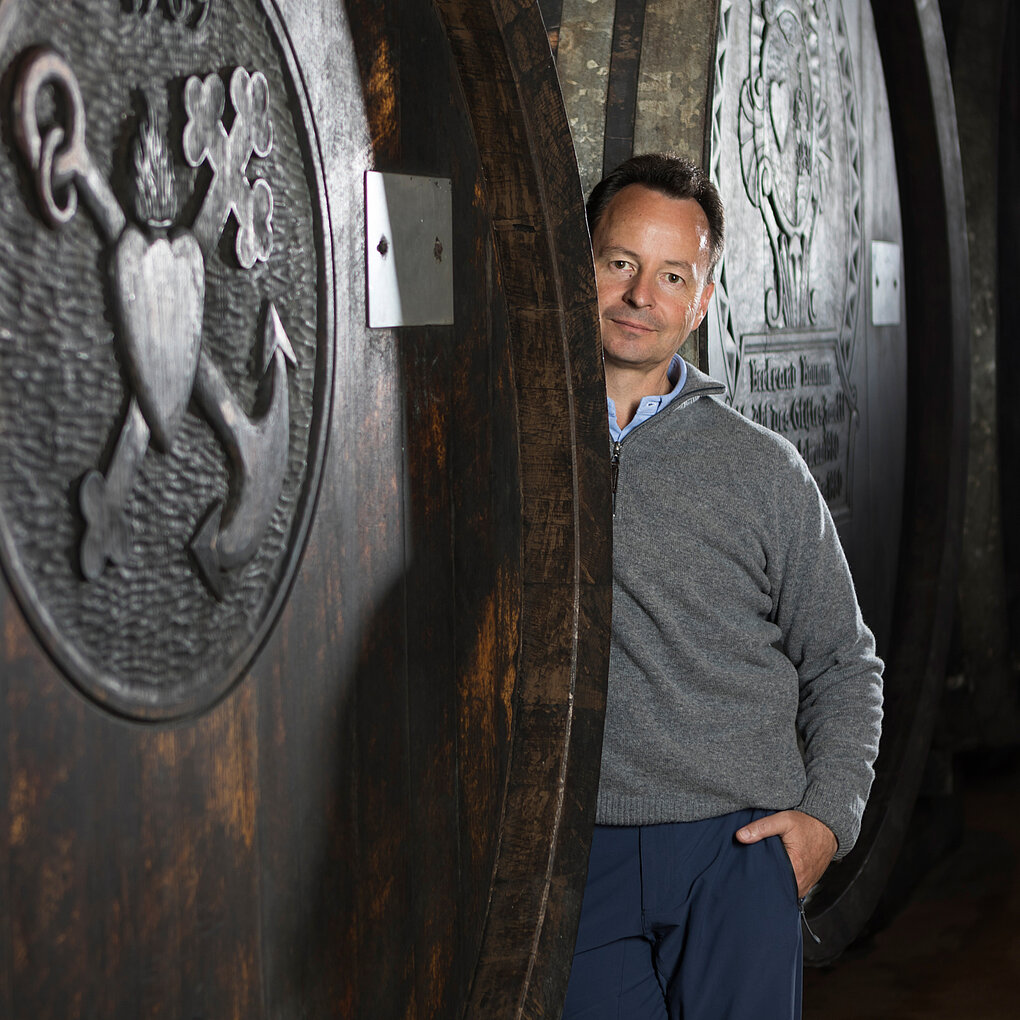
[592,184,715,376]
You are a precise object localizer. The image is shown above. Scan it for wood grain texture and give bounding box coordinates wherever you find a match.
[431,1,611,1016]
[1,621,262,1019]
[537,0,563,47]
[603,0,646,173]
[555,0,616,197]
[632,0,718,164]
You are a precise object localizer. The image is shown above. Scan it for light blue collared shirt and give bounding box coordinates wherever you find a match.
[607,354,688,441]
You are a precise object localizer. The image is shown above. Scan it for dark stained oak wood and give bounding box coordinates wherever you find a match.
[429,1,611,1014]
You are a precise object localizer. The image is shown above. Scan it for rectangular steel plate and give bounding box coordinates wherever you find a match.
[871,241,902,326]
[365,171,454,327]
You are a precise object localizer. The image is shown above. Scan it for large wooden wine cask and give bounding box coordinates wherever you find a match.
[542,0,969,960]
[0,0,611,1016]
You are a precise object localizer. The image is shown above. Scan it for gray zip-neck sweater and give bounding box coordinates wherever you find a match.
[597,363,883,857]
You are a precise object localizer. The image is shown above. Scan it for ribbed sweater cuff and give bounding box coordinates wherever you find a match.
[796,784,860,860]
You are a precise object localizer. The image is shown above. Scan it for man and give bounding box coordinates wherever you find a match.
[563,154,883,1019]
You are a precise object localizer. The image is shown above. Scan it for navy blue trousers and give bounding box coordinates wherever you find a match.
[563,810,803,1020]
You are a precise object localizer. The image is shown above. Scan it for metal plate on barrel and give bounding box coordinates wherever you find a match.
[365,171,454,327]
[871,240,903,326]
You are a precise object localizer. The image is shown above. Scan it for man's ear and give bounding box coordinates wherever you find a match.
[692,280,715,330]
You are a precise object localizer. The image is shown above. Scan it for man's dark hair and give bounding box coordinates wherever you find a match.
[586,153,725,279]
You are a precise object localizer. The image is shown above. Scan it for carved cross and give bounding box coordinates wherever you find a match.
[183,66,273,268]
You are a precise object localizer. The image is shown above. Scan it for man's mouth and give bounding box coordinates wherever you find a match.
[606,313,657,333]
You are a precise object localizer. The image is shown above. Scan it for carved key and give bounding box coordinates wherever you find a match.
[14,50,141,577]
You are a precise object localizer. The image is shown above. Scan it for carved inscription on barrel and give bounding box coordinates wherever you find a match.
[0,0,332,717]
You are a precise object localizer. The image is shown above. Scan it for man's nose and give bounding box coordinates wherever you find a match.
[623,270,654,307]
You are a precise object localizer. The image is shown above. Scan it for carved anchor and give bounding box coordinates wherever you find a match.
[13,48,294,597]
[190,307,295,599]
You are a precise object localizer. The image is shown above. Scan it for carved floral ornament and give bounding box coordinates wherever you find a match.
[739,0,832,329]
[710,0,862,387]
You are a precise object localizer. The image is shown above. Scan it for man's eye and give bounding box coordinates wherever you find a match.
[610,260,630,270]
[665,273,682,285]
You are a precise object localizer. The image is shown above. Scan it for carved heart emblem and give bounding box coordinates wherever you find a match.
[113,227,204,451]
[769,78,791,154]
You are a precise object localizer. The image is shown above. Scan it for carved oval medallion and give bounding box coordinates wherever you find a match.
[0,0,333,718]
[710,0,861,519]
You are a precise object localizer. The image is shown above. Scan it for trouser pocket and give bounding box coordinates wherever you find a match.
[767,830,823,944]
[766,831,800,903]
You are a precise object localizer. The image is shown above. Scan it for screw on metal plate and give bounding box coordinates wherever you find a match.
[365,171,454,327]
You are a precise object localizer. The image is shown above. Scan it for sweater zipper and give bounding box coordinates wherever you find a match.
[608,386,715,515]
[610,440,622,516]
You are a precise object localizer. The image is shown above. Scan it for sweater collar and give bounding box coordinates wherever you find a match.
[675,360,727,404]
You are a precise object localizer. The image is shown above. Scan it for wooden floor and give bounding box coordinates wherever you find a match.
[803,750,1020,1019]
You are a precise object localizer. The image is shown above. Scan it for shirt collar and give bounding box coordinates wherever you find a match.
[607,354,688,440]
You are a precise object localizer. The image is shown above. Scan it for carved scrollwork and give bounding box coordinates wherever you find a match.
[738,0,832,330]
[129,0,212,28]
